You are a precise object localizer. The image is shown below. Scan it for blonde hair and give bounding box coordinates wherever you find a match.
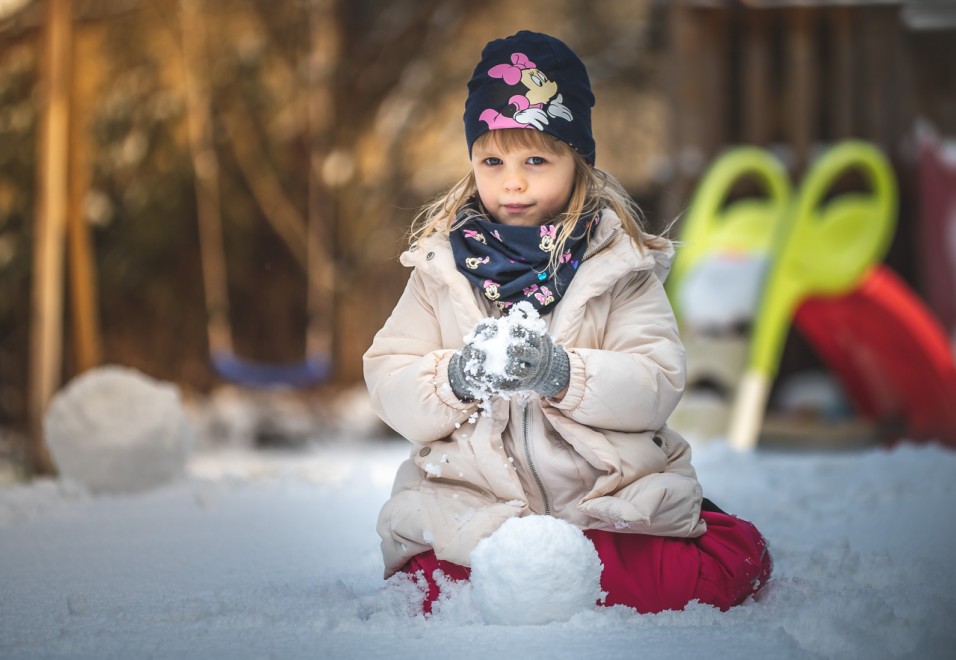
[408,129,668,272]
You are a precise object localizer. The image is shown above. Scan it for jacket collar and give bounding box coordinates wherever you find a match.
[401,235,489,334]
[400,210,674,338]
[579,209,674,283]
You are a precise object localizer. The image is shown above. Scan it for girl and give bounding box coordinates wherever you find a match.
[364,30,771,615]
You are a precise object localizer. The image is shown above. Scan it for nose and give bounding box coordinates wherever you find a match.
[503,167,526,192]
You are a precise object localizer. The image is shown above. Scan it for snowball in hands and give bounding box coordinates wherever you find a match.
[452,301,566,400]
[470,515,604,625]
[44,365,193,494]
[470,301,547,379]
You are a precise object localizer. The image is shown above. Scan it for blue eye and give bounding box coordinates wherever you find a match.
[483,157,501,166]
[528,156,545,165]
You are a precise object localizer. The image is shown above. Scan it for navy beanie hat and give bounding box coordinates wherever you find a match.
[464,31,596,165]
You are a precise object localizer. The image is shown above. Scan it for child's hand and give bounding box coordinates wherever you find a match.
[447,317,570,401]
[500,326,570,398]
[447,320,501,401]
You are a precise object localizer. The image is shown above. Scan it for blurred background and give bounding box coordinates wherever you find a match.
[1,0,955,475]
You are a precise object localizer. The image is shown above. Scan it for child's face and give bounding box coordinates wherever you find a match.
[471,137,576,227]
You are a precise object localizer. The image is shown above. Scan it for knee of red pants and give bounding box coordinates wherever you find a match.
[585,513,772,614]
[693,511,773,611]
[399,551,471,614]
[584,528,701,613]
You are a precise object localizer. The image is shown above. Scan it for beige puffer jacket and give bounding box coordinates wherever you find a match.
[364,210,706,577]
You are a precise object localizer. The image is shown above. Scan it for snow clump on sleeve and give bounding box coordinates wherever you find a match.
[469,514,605,625]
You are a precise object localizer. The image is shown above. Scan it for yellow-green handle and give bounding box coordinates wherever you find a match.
[668,147,791,320]
[748,140,897,377]
[729,141,897,451]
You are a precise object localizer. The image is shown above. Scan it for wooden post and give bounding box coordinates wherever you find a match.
[742,9,772,145]
[700,7,728,156]
[663,1,708,225]
[28,0,73,475]
[828,6,855,140]
[306,0,338,362]
[862,7,899,151]
[67,65,102,372]
[786,7,817,173]
[179,0,231,357]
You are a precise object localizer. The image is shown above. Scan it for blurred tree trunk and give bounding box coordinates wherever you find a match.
[211,0,469,384]
[329,0,467,383]
[179,0,231,358]
[305,0,337,362]
[29,0,73,475]
[66,49,102,373]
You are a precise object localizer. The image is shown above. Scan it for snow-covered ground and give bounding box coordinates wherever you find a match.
[2,411,955,659]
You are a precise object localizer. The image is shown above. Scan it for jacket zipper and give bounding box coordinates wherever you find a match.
[522,403,551,516]
[517,220,616,516]
[582,226,618,261]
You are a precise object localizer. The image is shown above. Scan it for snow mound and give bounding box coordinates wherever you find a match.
[470,515,604,625]
[679,253,768,330]
[44,365,193,494]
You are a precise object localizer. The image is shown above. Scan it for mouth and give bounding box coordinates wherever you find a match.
[502,203,532,213]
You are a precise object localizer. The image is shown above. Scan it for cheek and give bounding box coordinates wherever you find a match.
[551,171,576,207]
[565,167,579,195]
[473,177,493,206]
[474,167,502,194]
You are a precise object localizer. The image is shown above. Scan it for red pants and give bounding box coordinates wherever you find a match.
[400,511,772,614]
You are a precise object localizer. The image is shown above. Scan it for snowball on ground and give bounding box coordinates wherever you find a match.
[44,365,193,494]
[470,515,604,625]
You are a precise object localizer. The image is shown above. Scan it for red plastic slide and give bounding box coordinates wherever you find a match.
[794,265,956,447]
[917,136,956,341]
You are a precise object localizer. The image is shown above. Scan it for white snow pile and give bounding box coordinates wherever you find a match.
[2,419,956,657]
[470,515,604,625]
[44,365,193,495]
[679,253,768,329]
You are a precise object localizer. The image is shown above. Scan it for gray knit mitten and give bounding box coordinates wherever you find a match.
[447,321,498,401]
[500,326,570,398]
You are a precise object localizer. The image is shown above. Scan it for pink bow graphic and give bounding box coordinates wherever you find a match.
[488,52,536,86]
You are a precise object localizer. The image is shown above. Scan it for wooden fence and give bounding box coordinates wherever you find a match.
[664,1,914,222]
